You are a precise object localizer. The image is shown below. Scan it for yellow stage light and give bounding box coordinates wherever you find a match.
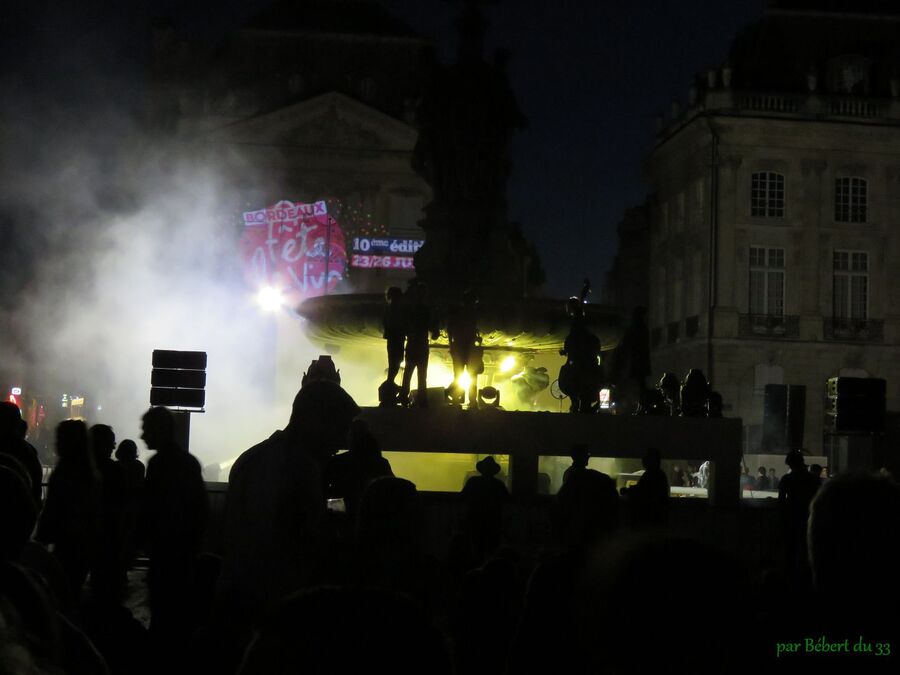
[458,371,472,390]
[500,355,517,373]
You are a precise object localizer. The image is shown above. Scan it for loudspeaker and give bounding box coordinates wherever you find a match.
[826,377,886,433]
[762,384,806,452]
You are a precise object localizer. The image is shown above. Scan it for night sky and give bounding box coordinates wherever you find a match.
[2,0,768,298]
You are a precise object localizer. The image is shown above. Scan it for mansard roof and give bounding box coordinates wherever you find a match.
[727,9,900,95]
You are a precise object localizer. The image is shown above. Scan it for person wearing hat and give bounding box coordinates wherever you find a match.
[220,380,360,631]
[461,456,509,558]
[562,444,590,485]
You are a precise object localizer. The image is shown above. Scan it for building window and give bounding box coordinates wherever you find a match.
[751,172,784,218]
[749,247,784,316]
[835,177,867,223]
[833,251,868,320]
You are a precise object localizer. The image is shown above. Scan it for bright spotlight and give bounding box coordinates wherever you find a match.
[458,371,472,391]
[257,286,284,311]
[500,356,517,373]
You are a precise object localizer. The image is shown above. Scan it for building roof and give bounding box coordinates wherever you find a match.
[728,9,900,94]
[769,0,900,15]
[244,0,418,37]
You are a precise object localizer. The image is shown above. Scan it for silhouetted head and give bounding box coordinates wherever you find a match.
[287,380,359,461]
[657,372,680,399]
[757,466,767,477]
[570,443,590,467]
[555,469,619,550]
[0,402,22,439]
[808,474,900,621]
[785,450,806,470]
[385,286,403,302]
[642,447,661,471]
[56,420,91,465]
[115,439,139,461]
[89,424,116,461]
[141,406,176,452]
[356,477,423,556]
[769,467,777,476]
[810,464,823,479]
[476,455,501,477]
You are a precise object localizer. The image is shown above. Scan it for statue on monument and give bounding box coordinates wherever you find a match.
[411,0,530,298]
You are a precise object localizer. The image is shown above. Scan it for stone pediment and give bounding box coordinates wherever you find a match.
[203,91,417,152]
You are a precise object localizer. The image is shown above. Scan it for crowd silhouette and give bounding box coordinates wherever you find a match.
[1,368,899,674]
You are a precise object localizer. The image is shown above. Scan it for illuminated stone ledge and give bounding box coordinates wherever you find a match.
[358,406,742,507]
[296,293,626,353]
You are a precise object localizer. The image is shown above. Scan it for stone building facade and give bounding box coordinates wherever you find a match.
[636,4,900,454]
[148,0,434,292]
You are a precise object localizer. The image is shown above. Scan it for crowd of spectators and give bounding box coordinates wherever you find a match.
[2,379,898,674]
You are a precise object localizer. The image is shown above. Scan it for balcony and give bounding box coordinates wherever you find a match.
[823,318,884,342]
[738,314,800,339]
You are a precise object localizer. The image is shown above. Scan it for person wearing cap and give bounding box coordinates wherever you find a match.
[221,379,360,627]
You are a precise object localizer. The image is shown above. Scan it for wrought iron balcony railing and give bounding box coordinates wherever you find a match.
[738,314,800,339]
[823,318,884,342]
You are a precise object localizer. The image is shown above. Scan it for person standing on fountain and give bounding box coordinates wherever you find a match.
[379,286,406,406]
[447,290,483,406]
[558,297,602,413]
[400,281,439,408]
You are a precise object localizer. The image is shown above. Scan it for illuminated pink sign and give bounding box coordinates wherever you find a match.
[240,200,347,304]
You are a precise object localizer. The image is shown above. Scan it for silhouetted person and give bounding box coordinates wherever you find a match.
[115,438,145,484]
[325,419,393,515]
[36,420,101,602]
[399,282,439,408]
[671,464,685,489]
[657,372,681,416]
[622,448,669,528]
[447,290,482,406]
[222,381,360,635]
[88,424,126,605]
[237,587,452,675]
[809,463,824,486]
[562,443,590,484]
[558,296,602,413]
[756,466,771,491]
[114,439,144,586]
[461,456,509,559]
[740,464,754,492]
[778,450,820,581]
[808,474,900,640]
[509,469,618,675]
[768,466,779,490]
[611,306,651,414]
[354,477,444,615]
[680,369,710,417]
[139,406,209,647]
[379,286,406,406]
[0,401,43,505]
[0,466,37,562]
